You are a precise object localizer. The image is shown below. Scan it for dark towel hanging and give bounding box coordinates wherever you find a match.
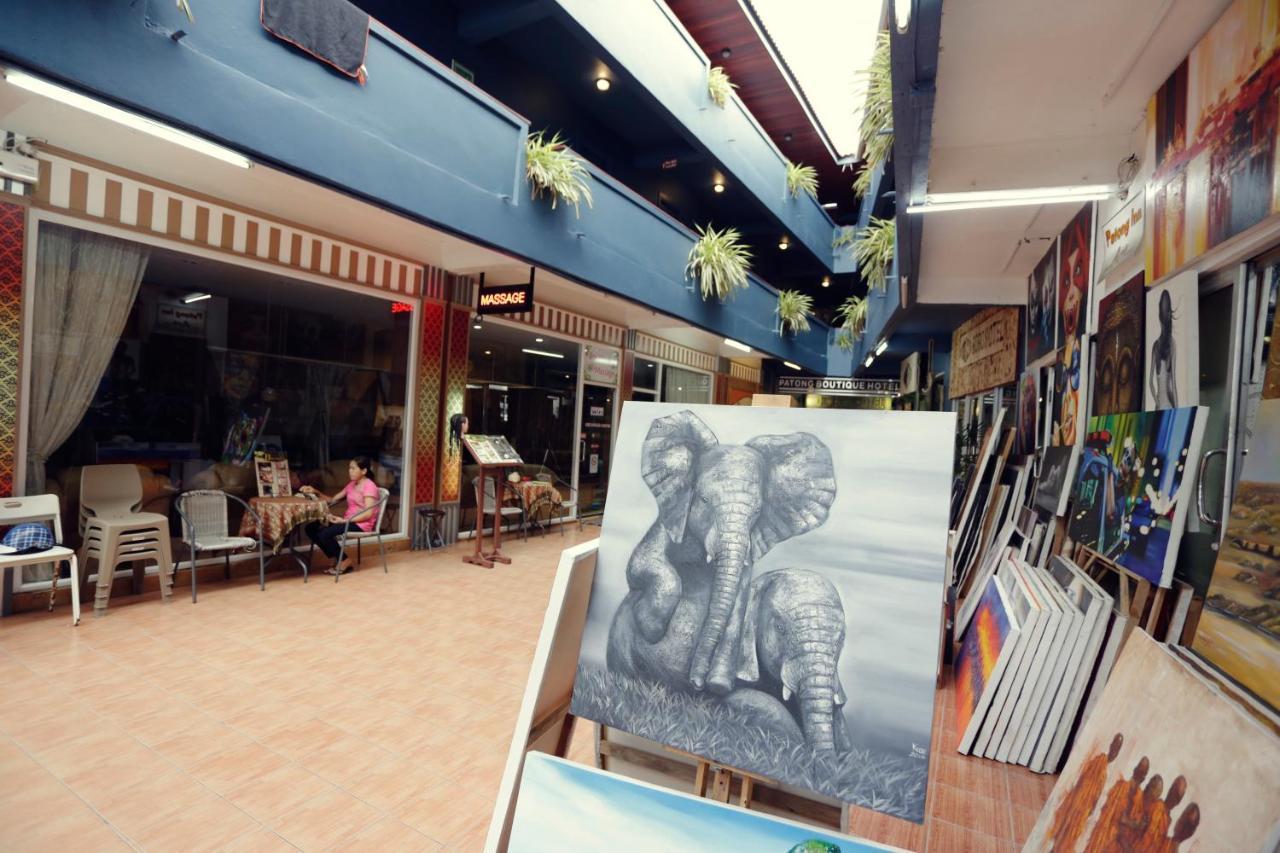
[260,0,370,84]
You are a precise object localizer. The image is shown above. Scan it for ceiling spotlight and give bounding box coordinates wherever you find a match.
[595,76,611,92]
[778,236,790,251]
[821,276,830,288]
[483,350,492,355]
[720,47,732,59]
[713,180,726,194]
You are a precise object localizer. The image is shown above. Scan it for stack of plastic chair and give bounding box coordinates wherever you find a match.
[79,465,174,615]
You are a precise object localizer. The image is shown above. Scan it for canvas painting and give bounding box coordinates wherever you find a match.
[1191,398,1280,712]
[1145,271,1200,410]
[955,574,1022,753]
[1067,407,1207,587]
[569,404,955,822]
[1024,631,1280,852]
[1054,340,1089,448]
[1146,0,1280,282]
[1094,273,1145,416]
[1027,242,1058,366]
[1034,445,1079,517]
[508,753,902,853]
[1057,205,1093,355]
[1018,370,1039,456]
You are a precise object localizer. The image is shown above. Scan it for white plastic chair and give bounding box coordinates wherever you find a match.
[175,490,264,603]
[0,495,80,626]
[477,476,527,541]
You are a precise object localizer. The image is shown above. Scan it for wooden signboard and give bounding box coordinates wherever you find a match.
[950,307,1020,399]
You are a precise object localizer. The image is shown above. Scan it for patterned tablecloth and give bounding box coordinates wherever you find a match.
[512,479,558,515]
[238,495,329,555]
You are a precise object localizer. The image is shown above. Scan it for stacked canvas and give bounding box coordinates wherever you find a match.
[955,554,1128,773]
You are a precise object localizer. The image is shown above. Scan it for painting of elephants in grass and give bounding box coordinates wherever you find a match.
[570,404,956,822]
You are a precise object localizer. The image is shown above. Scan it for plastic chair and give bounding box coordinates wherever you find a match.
[314,487,391,583]
[535,472,579,536]
[0,496,80,626]
[175,490,264,603]
[79,465,174,614]
[477,476,527,542]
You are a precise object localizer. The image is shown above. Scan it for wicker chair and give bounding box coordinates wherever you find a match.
[174,490,264,603]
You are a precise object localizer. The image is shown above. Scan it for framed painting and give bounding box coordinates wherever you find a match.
[1094,272,1145,416]
[569,404,955,822]
[1026,242,1059,366]
[1034,445,1080,517]
[1144,271,1200,410]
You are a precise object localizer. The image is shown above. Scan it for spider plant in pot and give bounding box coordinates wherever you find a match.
[853,217,895,293]
[686,225,752,301]
[854,32,893,199]
[835,328,857,352]
[707,66,738,109]
[786,161,819,200]
[836,294,868,341]
[525,130,594,217]
[775,289,814,336]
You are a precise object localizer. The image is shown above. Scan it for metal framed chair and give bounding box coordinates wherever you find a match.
[318,487,391,583]
[0,495,80,626]
[174,490,264,603]
[535,472,579,536]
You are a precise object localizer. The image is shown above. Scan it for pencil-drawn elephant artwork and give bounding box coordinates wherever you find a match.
[603,410,849,751]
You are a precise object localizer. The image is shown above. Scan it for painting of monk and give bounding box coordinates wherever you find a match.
[1023,632,1280,851]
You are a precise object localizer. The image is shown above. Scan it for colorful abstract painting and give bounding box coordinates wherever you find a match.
[955,575,1020,751]
[1144,271,1200,410]
[1192,398,1280,712]
[508,753,901,853]
[1026,242,1058,366]
[1024,632,1280,852]
[1067,407,1207,587]
[1057,205,1093,354]
[1094,273,1145,416]
[1146,0,1280,282]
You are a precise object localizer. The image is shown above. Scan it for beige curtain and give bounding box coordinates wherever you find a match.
[26,223,149,494]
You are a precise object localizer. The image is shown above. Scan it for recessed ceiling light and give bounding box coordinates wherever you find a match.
[777,236,790,251]
[864,354,875,367]
[723,338,751,353]
[484,350,492,355]
[821,276,831,288]
[473,322,482,330]
[821,202,838,209]
[595,76,611,92]
[783,132,793,142]
[535,336,544,342]
[720,47,732,59]
[713,180,725,194]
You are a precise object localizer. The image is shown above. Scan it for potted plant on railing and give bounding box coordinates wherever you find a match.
[786,161,819,201]
[686,225,752,302]
[525,130,594,217]
[854,31,892,199]
[835,294,868,351]
[852,216,895,293]
[775,289,814,336]
[707,66,738,108]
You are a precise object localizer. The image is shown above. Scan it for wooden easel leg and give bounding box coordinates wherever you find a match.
[554,712,577,758]
[693,761,709,798]
[739,775,755,809]
[711,768,732,803]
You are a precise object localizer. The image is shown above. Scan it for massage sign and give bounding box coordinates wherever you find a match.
[476,281,535,315]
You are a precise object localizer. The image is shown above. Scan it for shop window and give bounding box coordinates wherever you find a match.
[23,226,411,587]
[662,365,712,404]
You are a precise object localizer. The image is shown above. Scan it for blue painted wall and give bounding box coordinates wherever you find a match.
[0,0,833,370]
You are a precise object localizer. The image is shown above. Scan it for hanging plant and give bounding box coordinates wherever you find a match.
[775,289,814,335]
[525,130,594,217]
[686,224,752,301]
[836,295,868,340]
[832,226,856,253]
[785,161,819,201]
[853,216,896,293]
[853,31,893,199]
[835,329,857,352]
[707,66,738,109]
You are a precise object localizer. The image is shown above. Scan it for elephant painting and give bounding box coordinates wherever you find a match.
[603,410,849,751]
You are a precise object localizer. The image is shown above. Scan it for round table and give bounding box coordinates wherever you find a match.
[238,495,329,556]
[512,479,559,532]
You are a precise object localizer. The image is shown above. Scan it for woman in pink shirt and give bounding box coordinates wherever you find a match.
[300,456,379,575]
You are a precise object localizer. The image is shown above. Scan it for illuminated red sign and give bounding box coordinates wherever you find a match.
[390,302,413,314]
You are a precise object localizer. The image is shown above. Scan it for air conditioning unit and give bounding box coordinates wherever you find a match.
[0,149,38,185]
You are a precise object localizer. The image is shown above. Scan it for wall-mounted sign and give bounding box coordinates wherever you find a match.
[156,302,206,336]
[1097,193,1144,279]
[477,281,534,315]
[949,307,1020,399]
[775,376,900,397]
[583,344,620,385]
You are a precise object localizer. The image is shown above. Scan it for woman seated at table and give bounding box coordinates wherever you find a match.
[299,456,379,575]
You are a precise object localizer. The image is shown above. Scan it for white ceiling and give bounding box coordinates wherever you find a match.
[0,76,760,364]
[916,0,1232,305]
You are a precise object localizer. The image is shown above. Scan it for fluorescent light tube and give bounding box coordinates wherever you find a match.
[723,338,752,353]
[182,292,211,304]
[875,339,889,355]
[489,384,509,391]
[4,69,252,169]
[906,184,1115,213]
[821,202,838,210]
[783,361,801,371]
[522,348,564,359]
[864,354,875,367]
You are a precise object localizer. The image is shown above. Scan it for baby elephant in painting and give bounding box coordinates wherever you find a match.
[606,409,852,752]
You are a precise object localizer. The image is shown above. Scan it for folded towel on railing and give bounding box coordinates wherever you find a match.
[260,0,369,83]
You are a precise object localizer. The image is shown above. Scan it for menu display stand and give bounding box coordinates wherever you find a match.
[462,435,524,570]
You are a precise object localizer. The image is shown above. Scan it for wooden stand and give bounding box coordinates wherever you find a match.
[464,464,514,569]
[1072,544,1168,636]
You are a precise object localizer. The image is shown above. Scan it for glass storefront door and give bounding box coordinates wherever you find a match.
[578,384,614,518]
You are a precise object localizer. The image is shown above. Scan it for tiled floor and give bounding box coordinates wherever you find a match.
[0,527,1052,852]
